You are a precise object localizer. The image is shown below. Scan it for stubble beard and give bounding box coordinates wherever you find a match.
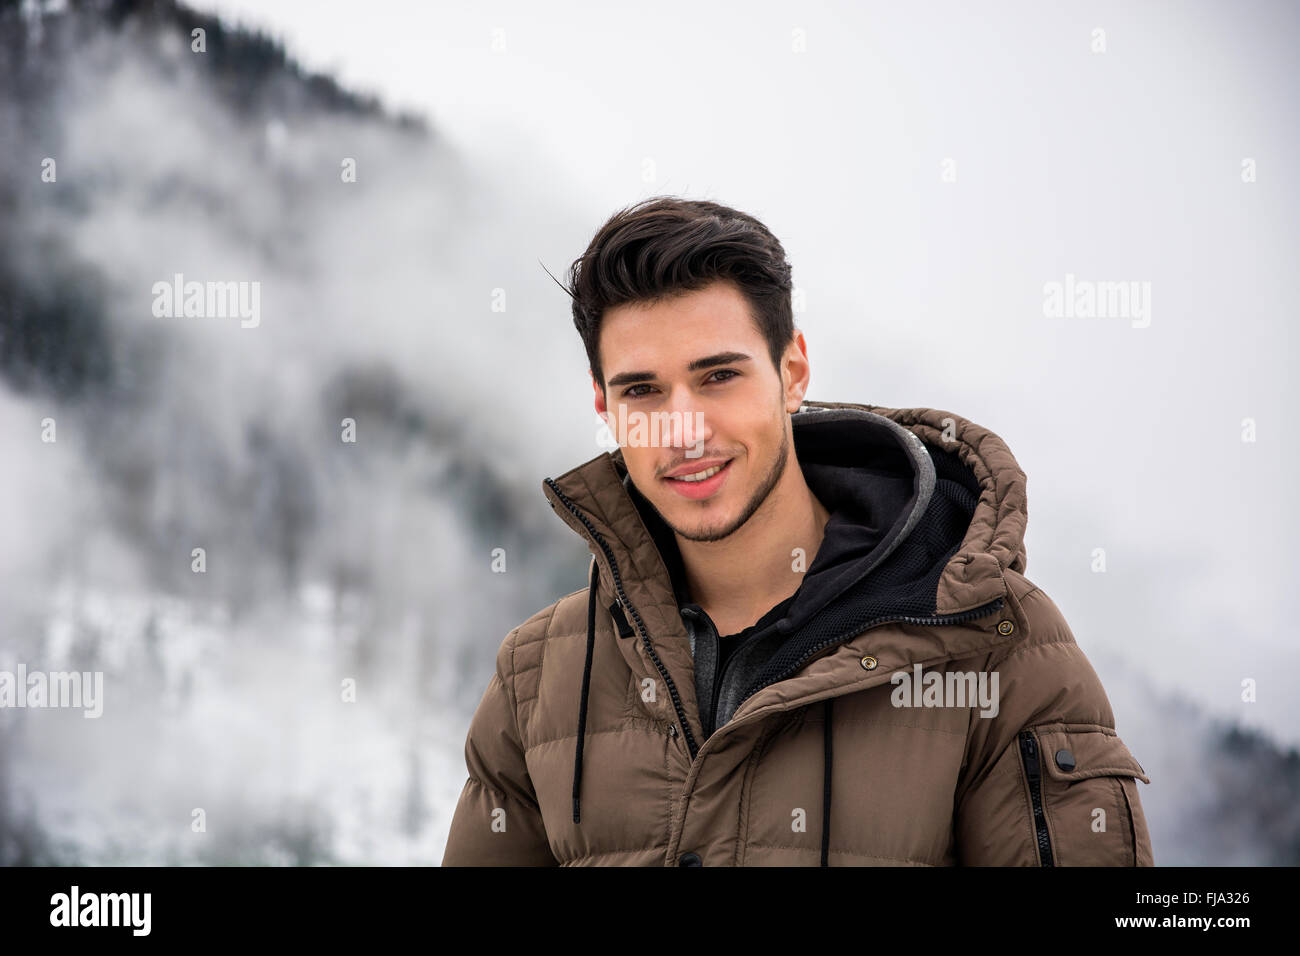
[667,421,791,544]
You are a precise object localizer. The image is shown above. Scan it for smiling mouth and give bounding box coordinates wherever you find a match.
[667,462,728,482]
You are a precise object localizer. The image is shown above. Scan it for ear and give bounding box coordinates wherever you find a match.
[781,330,810,414]
[592,370,608,420]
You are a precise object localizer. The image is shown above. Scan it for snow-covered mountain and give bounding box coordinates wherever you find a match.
[0,0,1294,865]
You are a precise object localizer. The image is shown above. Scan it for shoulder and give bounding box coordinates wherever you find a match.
[495,585,592,676]
[973,570,1122,729]
[486,584,599,741]
[990,569,1081,669]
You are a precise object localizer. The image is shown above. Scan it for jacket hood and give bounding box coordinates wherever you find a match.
[542,400,1030,838]
[543,400,1027,625]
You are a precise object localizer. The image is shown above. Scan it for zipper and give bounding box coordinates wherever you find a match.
[736,597,1005,704]
[683,602,776,738]
[1019,730,1055,866]
[692,607,726,738]
[710,621,725,733]
[676,605,723,738]
[546,477,702,760]
[710,611,776,734]
[702,608,733,738]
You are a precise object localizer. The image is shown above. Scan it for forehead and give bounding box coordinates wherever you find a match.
[599,281,763,370]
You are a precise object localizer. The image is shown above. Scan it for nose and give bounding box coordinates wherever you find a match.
[664,388,712,458]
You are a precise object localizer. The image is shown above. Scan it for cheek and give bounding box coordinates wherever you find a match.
[728,412,781,463]
[623,447,658,486]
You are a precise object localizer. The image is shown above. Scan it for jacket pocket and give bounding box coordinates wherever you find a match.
[1021,724,1153,866]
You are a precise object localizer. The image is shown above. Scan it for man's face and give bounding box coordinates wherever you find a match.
[593,279,808,543]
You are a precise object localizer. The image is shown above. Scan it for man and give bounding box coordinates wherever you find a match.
[442,196,1153,866]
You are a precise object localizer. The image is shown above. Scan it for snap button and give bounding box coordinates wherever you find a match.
[1055,749,1076,772]
[860,655,878,670]
[997,620,1015,636]
[678,852,702,867]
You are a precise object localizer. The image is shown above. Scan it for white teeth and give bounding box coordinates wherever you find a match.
[672,463,724,482]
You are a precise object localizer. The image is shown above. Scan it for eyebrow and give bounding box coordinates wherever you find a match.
[607,351,753,388]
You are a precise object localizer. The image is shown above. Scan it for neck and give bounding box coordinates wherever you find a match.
[677,461,830,634]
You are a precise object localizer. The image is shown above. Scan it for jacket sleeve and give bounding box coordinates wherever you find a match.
[441,626,558,866]
[954,585,1154,866]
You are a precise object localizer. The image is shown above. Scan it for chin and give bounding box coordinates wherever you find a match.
[668,503,740,540]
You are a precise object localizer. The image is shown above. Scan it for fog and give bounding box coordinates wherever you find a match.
[1,0,1296,864]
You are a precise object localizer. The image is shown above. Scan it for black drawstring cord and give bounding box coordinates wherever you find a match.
[573,559,599,823]
[821,697,834,866]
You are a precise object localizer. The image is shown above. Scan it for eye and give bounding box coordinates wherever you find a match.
[622,370,736,398]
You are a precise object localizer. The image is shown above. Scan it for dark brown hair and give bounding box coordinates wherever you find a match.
[565,196,795,392]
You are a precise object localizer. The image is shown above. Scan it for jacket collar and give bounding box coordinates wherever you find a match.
[541,400,1028,722]
[629,403,937,618]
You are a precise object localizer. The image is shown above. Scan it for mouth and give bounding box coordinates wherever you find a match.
[662,458,734,500]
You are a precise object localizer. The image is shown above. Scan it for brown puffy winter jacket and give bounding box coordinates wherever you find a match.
[442,400,1154,866]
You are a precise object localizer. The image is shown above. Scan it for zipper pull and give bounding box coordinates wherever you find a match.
[608,600,635,638]
[1020,732,1041,779]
